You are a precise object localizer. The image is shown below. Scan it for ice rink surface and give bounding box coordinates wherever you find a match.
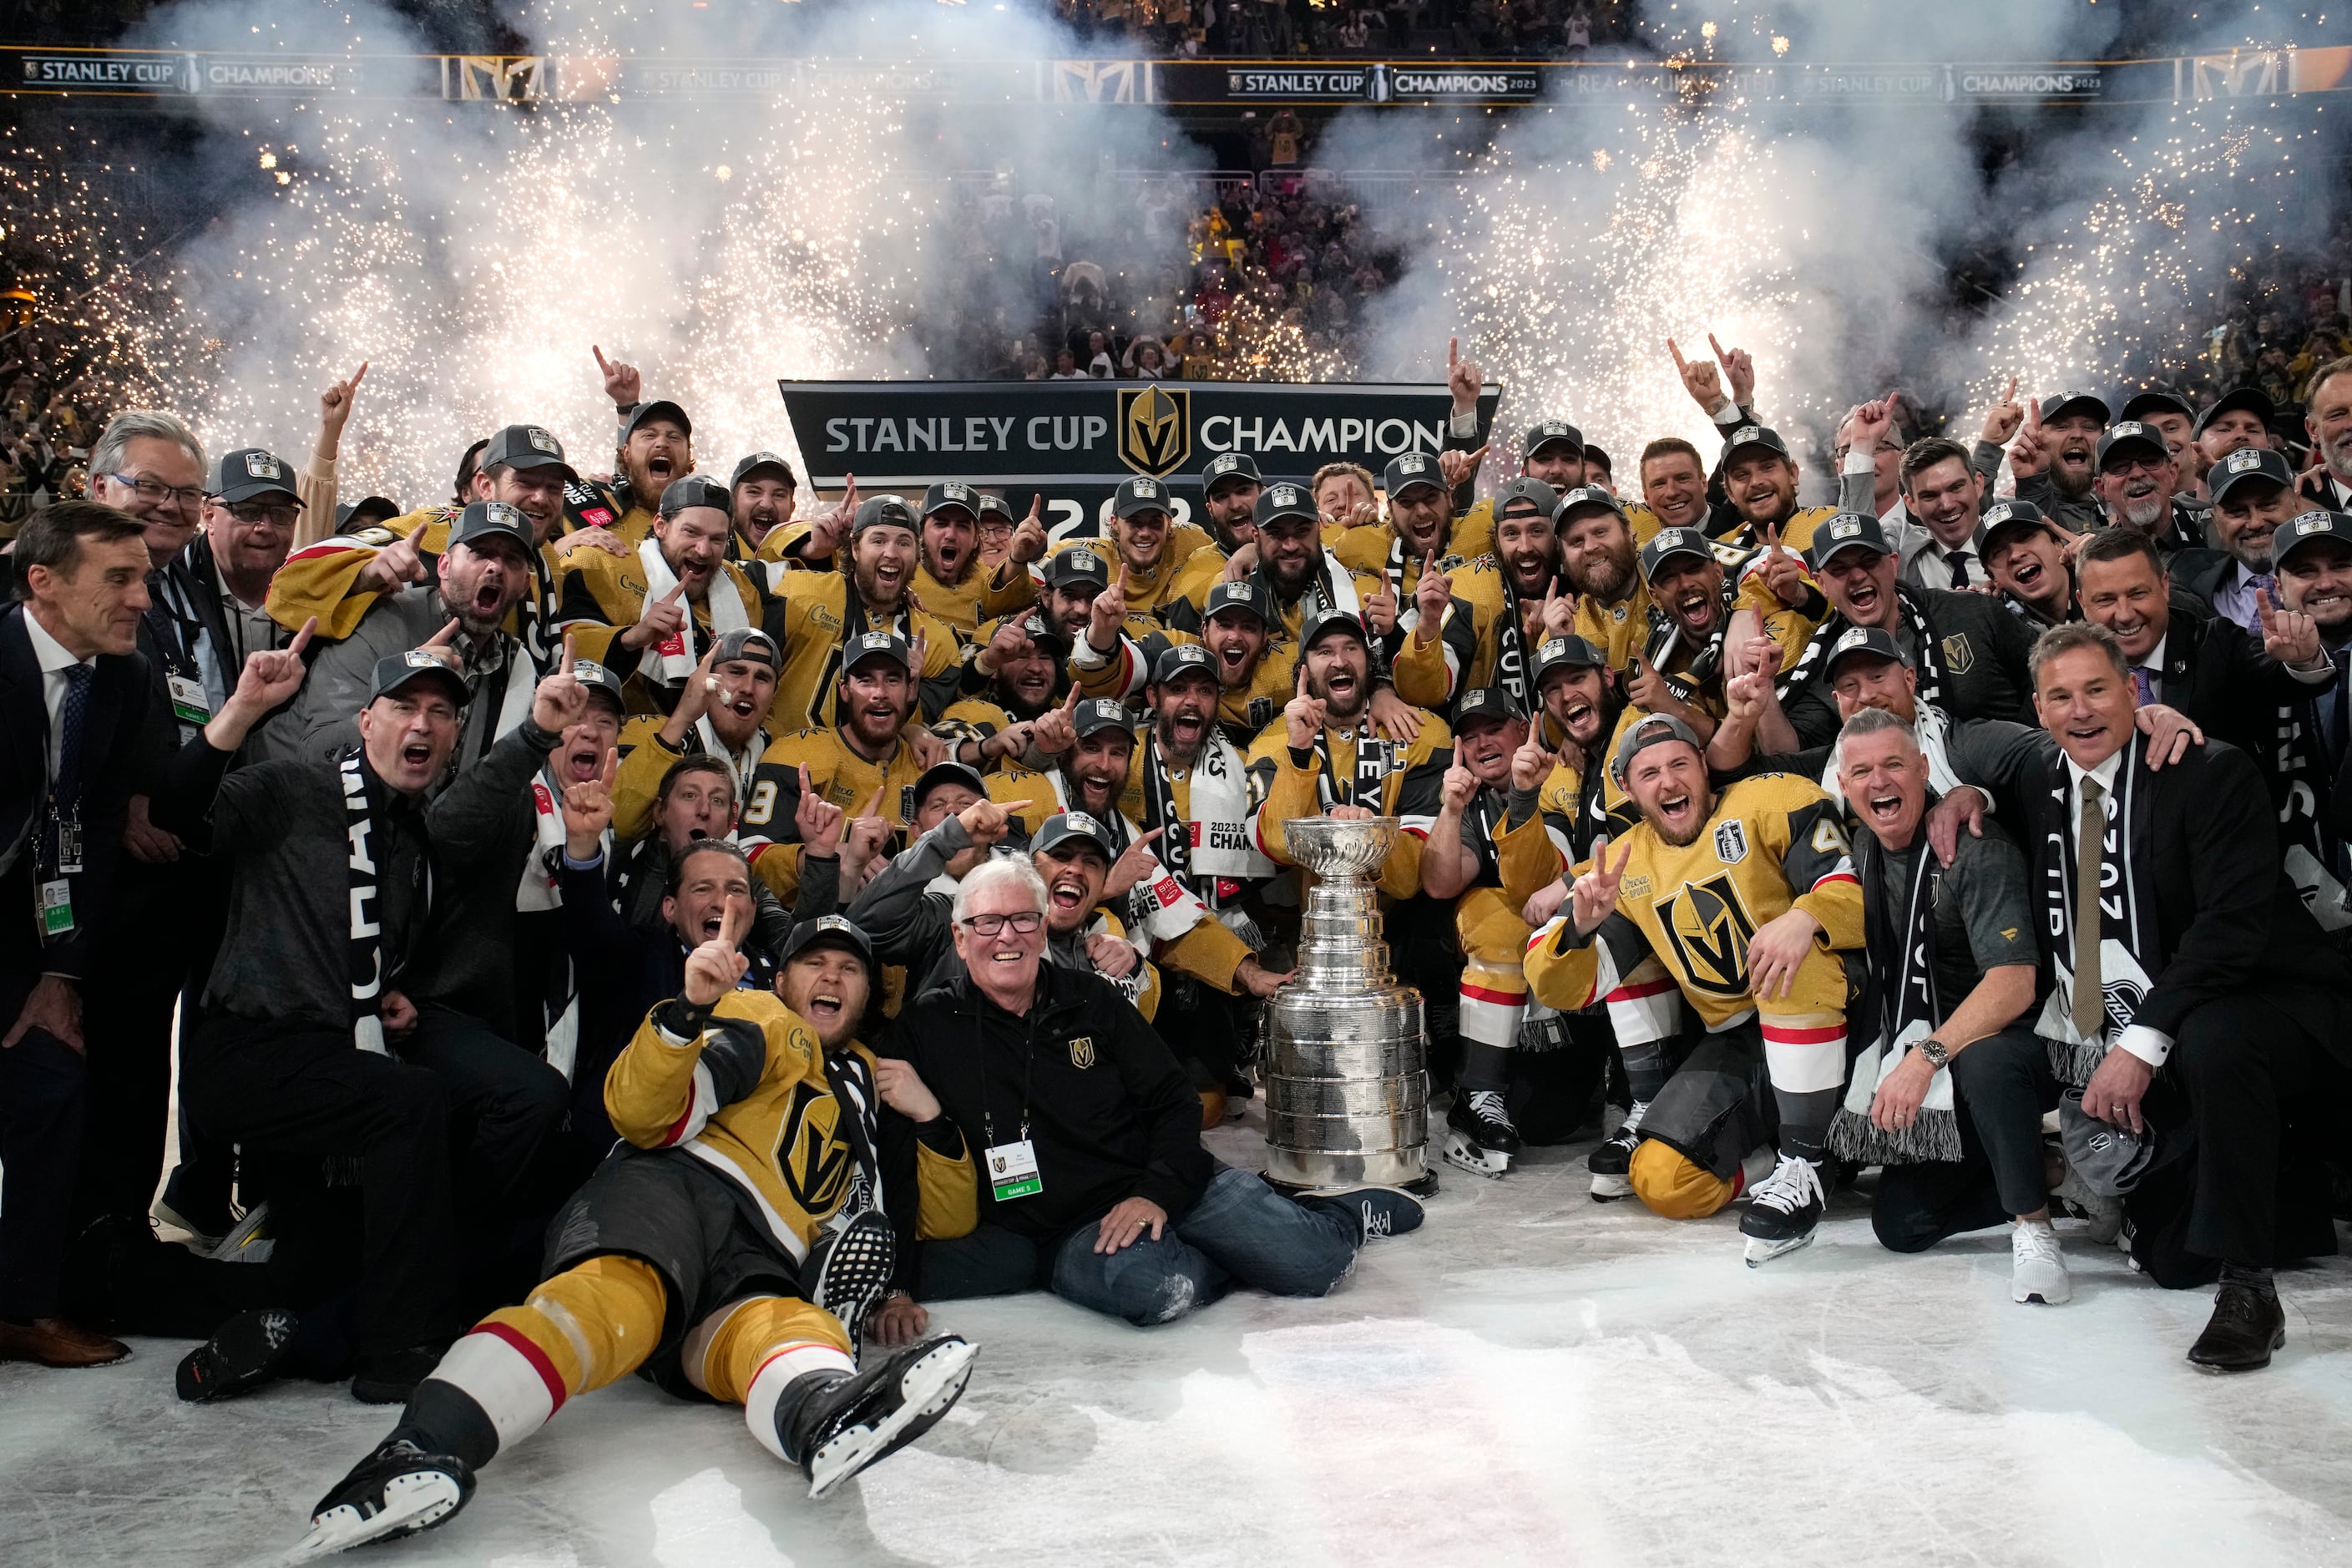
[8,1112,2352,1568]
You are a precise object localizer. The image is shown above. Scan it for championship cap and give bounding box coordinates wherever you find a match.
[1453,686,1524,728]
[1015,609,1069,652]
[1805,512,1894,572]
[1823,625,1907,679]
[1638,526,1713,583]
[1072,697,1136,740]
[1299,605,1370,651]
[1583,443,1614,478]
[1979,498,2060,561]
[573,658,627,716]
[1201,579,1273,626]
[1042,544,1110,589]
[1034,810,1117,862]
[730,451,797,489]
[1610,711,1705,786]
[923,480,981,519]
[2193,386,2276,438]
[336,495,401,532]
[209,448,302,506]
[479,423,577,479]
[911,760,988,813]
[447,498,536,561]
[841,630,913,674]
[778,913,876,974]
[975,493,1014,525]
[1530,635,1606,690]
[2094,421,2169,471]
[369,649,470,708]
[1113,476,1172,519]
[2058,1089,2157,1197]
[2037,391,2112,427]
[1493,475,1559,516]
[1521,421,1584,460]
[1151,640,1217,687]
[1202,451,1264,493]
[852,494,919,538]
[1721,425,1793,463]
[711,626,781,674]
[2271,508,2352,570]
[2120,390,2196,426]
[1383,452,1445,498]
[1252,481,1318,529]
[622,399,692,441]
[2208,446,2294,507]
[657,474,731,519]
[1554,484,1625,524]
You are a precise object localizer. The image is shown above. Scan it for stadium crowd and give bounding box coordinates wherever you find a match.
[3,217,2352,1560]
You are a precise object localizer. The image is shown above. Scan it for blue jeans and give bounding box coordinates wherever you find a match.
[919,1164,1362,1326]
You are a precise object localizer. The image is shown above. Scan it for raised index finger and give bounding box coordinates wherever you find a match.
[718,896,750,951]
[559,632,576,675]
[1666,337,1688,372]
[1708,331,1727,365]
[660,583,685,604]
[425,618,461,646]
[286,615,317,658]
[1447,336,1459,369]
[2000,374,2017,406]
[1064,683,1083,711]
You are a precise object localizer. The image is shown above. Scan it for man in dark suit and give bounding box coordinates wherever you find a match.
[0,503,170,1367]
[1947,621,2352,1373]
[1774,512,2038,750]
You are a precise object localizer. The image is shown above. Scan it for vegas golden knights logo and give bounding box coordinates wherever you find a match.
[1070,1035,1097,1069]
[1117,386,1190,478]
[776,1081,853,1215]
[1657,873,1758,999]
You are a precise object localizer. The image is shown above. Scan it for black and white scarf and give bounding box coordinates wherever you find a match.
[1639,587,1732,708]
[1310,724,1395,811]
[2032,743,2164,1085]
[341,750,392,1055]
[2274,690,2352,932]
[1493,576,1553,712]
[1831,828,1960,1163]
[822,1044,885,1222]
[1778,585,1948,711]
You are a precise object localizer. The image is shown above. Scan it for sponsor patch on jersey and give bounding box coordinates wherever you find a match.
[1713,820,1748,865]
[1942,632,1975,675]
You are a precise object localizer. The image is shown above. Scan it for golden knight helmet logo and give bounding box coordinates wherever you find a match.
[1117,385,1191,478]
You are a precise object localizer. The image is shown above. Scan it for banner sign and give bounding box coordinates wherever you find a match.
[776,378,1500,537]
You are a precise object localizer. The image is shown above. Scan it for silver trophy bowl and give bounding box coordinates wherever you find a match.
[1260,816,1433,1194]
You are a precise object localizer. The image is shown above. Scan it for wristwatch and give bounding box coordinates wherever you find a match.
[1917,1037,1950,1070]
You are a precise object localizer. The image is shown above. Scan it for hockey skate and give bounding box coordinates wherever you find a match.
[776,1334,979,1499]
[1739,1153,1824,1267]
[175,1307,298,1404]
[291,1439,473,1559]
[1442,1090,1521,1178]
[1586,1099,1648,1201]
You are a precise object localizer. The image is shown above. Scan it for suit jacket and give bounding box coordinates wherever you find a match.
[1946,723,2352,1065]
[2142,597,2329,767]
[1783,586,2038,748]
[0,604,160,980]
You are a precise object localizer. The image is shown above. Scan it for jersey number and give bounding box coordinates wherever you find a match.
[743,780,779,827]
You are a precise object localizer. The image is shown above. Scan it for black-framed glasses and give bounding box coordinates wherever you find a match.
[959,911,1044,936]
[225,500,299,529]
[107,473,205,511]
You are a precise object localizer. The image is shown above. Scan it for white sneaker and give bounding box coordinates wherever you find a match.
[2011,1218,2072,1305]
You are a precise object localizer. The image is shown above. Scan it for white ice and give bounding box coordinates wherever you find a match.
[7,1115,2351,1567]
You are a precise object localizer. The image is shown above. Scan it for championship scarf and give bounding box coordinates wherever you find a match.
[1310,724,1395,811]
[1494,575,1557,711]
[822,1044,885,1221]
[1040,770,1208,946]
[1831,828,1960,1163]
[341,750,392,1055]
[2275,689,2352,931]
[1141,726,1273,903]
[1639,586,1732,708]
[2031,741,2165,1085]
[689,720,767,808]
[633,535,750,685]
[1778,585,1949,711]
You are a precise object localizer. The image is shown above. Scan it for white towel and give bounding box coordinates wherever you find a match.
[634,536,749,685]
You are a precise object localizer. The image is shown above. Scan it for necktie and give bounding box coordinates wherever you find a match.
[2132,666,2155,706]
[1946,550,1971,589]
[2071,777,2107,1039]
[56,663,93,812]
[2249,571,2275,608]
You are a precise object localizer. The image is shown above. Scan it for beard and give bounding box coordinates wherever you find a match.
[1569,543,1635,602]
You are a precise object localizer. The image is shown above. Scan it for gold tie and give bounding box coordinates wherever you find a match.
[2071,778,2106,1039]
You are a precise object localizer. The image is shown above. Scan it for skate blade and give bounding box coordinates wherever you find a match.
[1440,1130,1510,1180]
[1742,1229,1816,1268]
[1588,1173,1632,1202]
[276,1472,466,1562]
[808,1338,979,1500]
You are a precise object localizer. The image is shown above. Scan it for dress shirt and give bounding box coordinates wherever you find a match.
[2059,744,2170,1066]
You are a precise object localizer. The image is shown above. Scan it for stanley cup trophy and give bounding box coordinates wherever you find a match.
[1261,817,1434,1194]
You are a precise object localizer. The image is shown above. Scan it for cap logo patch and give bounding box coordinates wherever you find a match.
[1731,427,1761,443]
[483,502,524,529]
[1271,483,1303,507]
[1065,810,1102,835]
[244,453,281,479]
[1830,519,1861,540]
[1983,503,2014,526]
[574,660,612,685]
[2296,513,2332,535]
[2226,448,2261,473]
[1834,627,1870,654]
[402,650,443,670]
[526,427,558,453]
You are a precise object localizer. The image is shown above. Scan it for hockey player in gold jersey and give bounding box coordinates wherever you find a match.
[553,475,766,711]
[758,494,964,734]
[1525,714,1864,1265]
[299,910,977,1553]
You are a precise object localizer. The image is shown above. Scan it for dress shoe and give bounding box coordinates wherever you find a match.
[0,1315,132,1368]
[2187,1282,2286,1373]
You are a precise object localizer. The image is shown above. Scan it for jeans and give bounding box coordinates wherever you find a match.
[919,1164,1362,1326]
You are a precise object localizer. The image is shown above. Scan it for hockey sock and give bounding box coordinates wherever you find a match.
[690,1295,856,1463]
[406,1255,670,1470]
[1459,1039,1513,1094]
[1760,1014,1846,1163]
[1618,1039,1667,1104]
[1772,1087,1839,1162]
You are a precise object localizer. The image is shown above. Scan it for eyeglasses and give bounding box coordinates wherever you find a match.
[959,911,1044,936]
[106,473,205,511]
[225,500,299,530]
[2102,455,2171,478]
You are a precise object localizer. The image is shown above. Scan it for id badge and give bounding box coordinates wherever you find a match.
[166,673,211,727]
[984,1139,1042,1201]
[39,878,73,938]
